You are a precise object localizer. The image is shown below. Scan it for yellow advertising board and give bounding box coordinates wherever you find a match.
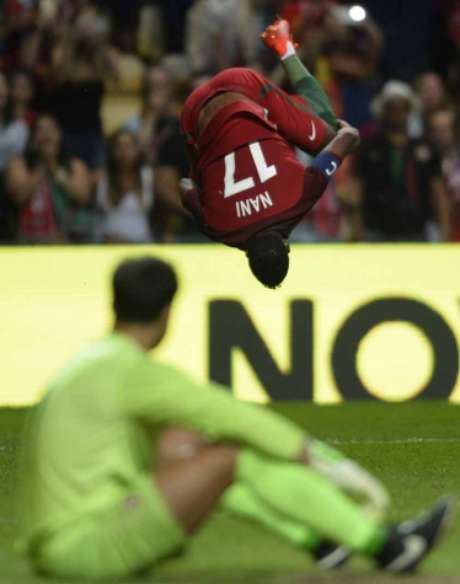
[1,244,459,406]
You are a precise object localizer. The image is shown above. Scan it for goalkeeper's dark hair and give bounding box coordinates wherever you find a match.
[113,256,178,323]
[246,231,290,289]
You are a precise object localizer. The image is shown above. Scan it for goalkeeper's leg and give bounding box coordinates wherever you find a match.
[233,448,386,554]
[155,428,385,552]
[222,482,354,568]
[154,428,451,573]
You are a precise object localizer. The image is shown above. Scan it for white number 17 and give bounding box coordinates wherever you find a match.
[224,141,277,198]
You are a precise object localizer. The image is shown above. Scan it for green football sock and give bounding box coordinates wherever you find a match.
[237,449,386,554]
[222,482,320,549]
[281,54,338,129]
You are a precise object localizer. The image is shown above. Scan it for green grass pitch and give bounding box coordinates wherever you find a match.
[1,402,460,583]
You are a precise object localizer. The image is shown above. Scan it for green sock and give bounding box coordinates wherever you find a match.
[281,54,338,129]
[237,449,386,554]
[222,482,320,549]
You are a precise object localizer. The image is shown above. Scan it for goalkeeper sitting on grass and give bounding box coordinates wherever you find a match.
[18,257,451,580]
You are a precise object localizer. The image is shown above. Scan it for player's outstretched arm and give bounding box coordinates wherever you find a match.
[125,360,307,462]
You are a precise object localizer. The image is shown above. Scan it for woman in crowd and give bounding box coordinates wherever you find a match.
[38,3,117,170]
[123,65,196,242]
[123,65,174,163]
[5,114,93,243]
[96,129,153,243]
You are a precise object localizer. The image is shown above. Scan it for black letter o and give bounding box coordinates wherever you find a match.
[332,298,458,400]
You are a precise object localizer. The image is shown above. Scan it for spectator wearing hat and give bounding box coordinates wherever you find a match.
[349,80,450,242]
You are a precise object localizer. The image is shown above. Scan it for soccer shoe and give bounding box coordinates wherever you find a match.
[313,540,351,570]
[376,497,453,573]
[261,18,298,57]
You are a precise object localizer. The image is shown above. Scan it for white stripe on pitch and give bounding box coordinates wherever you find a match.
[328,438,460,445]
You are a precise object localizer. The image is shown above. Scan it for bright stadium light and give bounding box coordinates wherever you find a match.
[349,5,367,23]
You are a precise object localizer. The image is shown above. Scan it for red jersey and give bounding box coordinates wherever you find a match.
[180,68,332,248]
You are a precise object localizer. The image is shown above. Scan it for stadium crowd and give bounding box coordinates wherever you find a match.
[0,0,459,244]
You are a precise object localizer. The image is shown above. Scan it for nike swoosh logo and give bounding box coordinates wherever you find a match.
[308,121,317,142]
[386,535,427,572]
[326,161,338,176]
[317,547,349,570]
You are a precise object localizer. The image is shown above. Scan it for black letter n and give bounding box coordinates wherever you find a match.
[209,300,312,401]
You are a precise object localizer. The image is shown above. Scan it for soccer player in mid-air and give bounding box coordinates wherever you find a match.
[18,256,451,580]
[180,18,360,288]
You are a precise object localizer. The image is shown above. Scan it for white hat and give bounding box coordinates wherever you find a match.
[371,81,420,118]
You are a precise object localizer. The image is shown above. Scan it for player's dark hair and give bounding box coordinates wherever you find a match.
[113,257,178,323]
[246,232,290,289]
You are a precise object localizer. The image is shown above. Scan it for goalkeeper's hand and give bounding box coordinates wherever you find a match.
[305,438,390,518]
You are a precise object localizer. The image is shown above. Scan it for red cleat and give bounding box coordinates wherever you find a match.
[261,18,298,57]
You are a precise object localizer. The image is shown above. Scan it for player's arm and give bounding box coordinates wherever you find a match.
[123,361,389,513]
[179,178,206,225]
[179,140,204,222]
[284,61,338,131]
[300,120,360,210]
[323,120,361,160]
[123,361,306,461]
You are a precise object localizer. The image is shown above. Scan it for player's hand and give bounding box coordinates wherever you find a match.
[180,178,195,193]
[336,119,360,152]
[306,438,390,517]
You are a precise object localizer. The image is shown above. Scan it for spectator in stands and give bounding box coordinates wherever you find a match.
[280,0,338,67]
[1,0,39,73]
[10,69,36,127]
[123,65,174,164]
[5,114,93,243]
[185,0,263,75]
[318,3,382,136]
[442,0,460,94]
[156,0,195,54]
[123,67,196,242]
[362,0,443,81]
[0,71,29,171]
[410,72,449,138]
[351,81,450,241]
[96,129,153,243]
[428,108,460,241]
[36,2,116,170]
[152,80,201,243]
[101,0,144,54]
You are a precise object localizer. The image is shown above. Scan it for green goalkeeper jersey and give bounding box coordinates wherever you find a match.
[18,333,306,549]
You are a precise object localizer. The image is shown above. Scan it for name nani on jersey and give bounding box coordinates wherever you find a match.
[236,191,273,218]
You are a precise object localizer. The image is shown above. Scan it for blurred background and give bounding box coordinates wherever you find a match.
[0,0,459,246]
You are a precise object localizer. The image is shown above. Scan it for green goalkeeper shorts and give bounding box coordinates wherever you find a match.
[30,474,186,580]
